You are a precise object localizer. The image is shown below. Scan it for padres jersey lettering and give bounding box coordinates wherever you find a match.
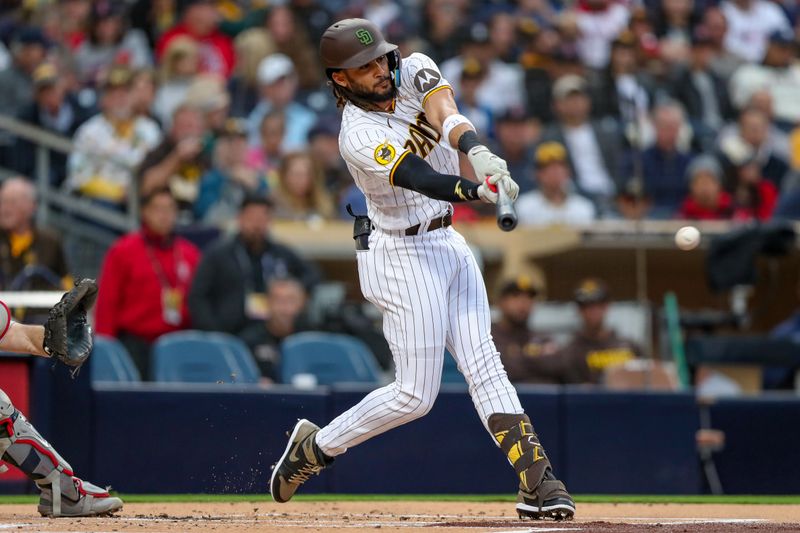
[316,52,523,456]
[338,53,460,231]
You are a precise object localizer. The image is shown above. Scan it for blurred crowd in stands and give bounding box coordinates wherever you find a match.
[0,0,800,387]
[0,0,800,224]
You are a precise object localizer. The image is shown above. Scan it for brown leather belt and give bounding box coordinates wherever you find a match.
[404,213,452,236]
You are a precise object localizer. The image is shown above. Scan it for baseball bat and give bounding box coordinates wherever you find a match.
[496,185,518,232]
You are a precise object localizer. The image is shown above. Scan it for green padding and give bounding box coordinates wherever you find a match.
[664,292,690,389]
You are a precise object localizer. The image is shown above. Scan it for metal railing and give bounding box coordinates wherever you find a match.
[0,114,139,245]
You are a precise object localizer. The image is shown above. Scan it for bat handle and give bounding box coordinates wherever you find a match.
[496,185,518,232]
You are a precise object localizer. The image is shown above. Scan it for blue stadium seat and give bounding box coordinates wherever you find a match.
[280,332,382,386]
[151,331,260,384]
[91,335,141,382]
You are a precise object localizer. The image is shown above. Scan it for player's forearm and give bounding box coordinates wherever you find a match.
[0,323,47,357]
[392,152,479,202]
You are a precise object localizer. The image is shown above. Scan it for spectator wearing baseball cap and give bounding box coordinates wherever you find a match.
[729,28,800,127]
[557,278,642,385]
[139,104,211,222]
[516,141,596,227]
[440,22,526,115]
[153,36,201,128]
[66,66,162,208]
[246,53,316,151]
[183,74,232,145]
[72,1,152,87]
[669,25,734,153]
[541,74,622,215]
[155,0,235,79]
[721,0,792,64]
[0,27,50,119]
[518,22,566,124]
[12,63,91,186]
[491,106,539,196]
[492,275,563,384]
[455,57,494,143]
[195,118,268,226]
[590,30,654,122]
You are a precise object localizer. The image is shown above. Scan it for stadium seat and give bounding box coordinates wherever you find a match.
[151,331,260,384]
[280,332,382,386]
[91,335,141,383]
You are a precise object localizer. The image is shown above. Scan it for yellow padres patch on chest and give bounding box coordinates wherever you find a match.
[374,142,396,165]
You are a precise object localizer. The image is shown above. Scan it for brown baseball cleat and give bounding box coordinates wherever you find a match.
[270,419,333,503]
[488,413,575,521]
[516,468,575,520]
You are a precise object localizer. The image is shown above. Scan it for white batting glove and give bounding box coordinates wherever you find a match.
[468,145,509,182]
[477,174,519,204]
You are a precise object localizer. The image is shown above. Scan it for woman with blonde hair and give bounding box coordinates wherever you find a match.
[153,35,199,126]
[229,28,276,116]
[272,152,334,221]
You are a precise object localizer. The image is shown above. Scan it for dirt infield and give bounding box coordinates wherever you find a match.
[1,501,800,532]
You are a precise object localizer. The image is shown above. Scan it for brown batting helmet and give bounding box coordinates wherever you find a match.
[320,18,400,74]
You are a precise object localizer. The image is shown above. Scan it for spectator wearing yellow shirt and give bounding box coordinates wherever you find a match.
[65,66,162,209]
[0,177,71,321]
[557,279,642,384]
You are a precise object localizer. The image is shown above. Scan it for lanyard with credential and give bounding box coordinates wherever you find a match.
[235,243,275,320]
[144,240,189,326]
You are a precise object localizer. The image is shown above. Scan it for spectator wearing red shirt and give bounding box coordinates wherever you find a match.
[679,155,734,220]
[720,136,778,221]
[95,187,201,378]
[155,0,234,79]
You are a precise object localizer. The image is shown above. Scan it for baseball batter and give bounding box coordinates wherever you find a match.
[270,19,574,520]
[0,280,123,517]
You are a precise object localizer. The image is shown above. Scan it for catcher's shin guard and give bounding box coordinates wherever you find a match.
[0,389,122,517]
[488,413,575,520]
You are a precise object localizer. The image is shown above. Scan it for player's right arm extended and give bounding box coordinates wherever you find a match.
[423,87,518,202]
[391,151,498,203]
[0,322,47,357]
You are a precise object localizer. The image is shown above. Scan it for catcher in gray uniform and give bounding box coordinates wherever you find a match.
[0,279,123,517]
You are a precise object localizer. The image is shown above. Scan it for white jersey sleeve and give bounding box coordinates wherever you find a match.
[340,125,408,186]
[398,53,452,112]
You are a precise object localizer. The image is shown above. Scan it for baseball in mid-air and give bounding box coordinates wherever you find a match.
[675,225,701,250]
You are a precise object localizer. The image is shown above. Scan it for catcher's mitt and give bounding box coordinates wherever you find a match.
[43,279,98,375]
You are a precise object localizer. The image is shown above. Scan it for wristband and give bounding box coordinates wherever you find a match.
[457,130,482,155]
[442,113,474,148]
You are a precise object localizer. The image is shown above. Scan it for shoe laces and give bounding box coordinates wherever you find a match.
[287,463,324,484]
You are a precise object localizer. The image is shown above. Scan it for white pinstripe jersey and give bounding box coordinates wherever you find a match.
[339,53,459,230]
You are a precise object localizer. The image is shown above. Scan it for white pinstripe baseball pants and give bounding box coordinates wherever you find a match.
[315,226,523,456]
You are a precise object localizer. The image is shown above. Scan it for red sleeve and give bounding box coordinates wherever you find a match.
[0,300,10,341]
[179,239,201,329]
[155,26,182,62]
[94,241,127,337]
[758,181,779,220]
[216,33,236,78]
